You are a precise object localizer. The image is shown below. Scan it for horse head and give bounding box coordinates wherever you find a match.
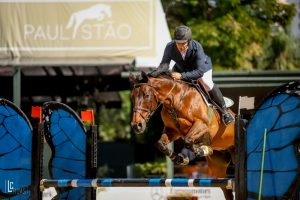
[129,71,160,134]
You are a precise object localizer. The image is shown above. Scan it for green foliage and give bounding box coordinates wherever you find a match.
[82,121,92,127]
[295,38,300,67]
[98,91,131,141]
[161,0,298,70]
[131,161,167,178]
[97,164,114,177]
[257,31,297,70]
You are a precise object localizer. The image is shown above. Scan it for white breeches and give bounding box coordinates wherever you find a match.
[198,69,214,91]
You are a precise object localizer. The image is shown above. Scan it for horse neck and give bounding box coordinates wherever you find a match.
[149,77,208,107]
[149,77,211,123]
[148,77,175,102]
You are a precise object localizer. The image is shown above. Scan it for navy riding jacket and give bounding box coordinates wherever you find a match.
[160,40,212,82]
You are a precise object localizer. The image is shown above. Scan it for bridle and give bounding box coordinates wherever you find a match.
[132,81,176,123]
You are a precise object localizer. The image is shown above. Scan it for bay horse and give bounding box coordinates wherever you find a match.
[130,66,235,178]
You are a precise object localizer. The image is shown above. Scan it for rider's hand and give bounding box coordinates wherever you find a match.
[171,72,182,80]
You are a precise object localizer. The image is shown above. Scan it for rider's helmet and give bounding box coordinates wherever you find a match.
[174,25,192,43]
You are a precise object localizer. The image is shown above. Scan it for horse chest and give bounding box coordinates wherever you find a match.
[162,107,192,133]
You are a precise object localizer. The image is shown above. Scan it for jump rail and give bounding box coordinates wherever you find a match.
[40,178,233,190]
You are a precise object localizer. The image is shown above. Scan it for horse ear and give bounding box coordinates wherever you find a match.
[129,72,136,82]
[141,71,148,81]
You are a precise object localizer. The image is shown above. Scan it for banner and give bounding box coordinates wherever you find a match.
[0,0,156,59]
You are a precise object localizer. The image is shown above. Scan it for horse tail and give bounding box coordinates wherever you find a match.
[66,13,75,29]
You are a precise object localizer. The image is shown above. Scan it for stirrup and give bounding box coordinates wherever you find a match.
[222,112,235,125]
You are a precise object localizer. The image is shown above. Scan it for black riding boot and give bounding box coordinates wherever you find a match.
[208,86,235,125]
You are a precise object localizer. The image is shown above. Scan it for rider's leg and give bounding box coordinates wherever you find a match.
[200,70,234,125]
[208,86,235,125]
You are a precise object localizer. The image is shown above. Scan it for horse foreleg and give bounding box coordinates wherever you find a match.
[206,150,232,178]
[156,132,189,165]
[185,120,213,157]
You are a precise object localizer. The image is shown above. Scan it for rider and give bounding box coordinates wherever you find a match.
[160,25,234,126]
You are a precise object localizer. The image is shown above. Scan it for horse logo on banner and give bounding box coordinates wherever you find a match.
[66,4,112,39]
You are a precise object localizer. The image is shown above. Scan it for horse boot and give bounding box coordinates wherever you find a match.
[196,133,213,157]
[188,134,213,157]
[197,145,213,157]
[208,86,235,125]
[201,133,213,156]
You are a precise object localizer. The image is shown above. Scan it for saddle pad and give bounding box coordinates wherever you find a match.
[194,83,234,108]
[204,96,234,108]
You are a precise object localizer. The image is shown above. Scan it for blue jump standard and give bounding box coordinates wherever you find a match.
[40,178,232,188]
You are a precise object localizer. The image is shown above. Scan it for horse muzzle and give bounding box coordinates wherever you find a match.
[131,121,146,134]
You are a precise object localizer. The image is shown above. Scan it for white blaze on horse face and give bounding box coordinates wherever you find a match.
[131,87,152,134]
[66,4,112,39]
[131,112,147,135]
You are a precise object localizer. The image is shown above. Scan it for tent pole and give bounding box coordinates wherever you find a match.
[166,143,174,178]
[13,66,21,107]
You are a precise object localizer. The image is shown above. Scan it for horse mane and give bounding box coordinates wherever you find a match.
[132,64,173,86]
[147,64,173,79]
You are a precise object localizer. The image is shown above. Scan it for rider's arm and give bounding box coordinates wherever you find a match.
[160,43,172,66]
[181,42,211,81]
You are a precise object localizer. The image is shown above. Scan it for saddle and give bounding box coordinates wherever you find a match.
[191,80,234,109]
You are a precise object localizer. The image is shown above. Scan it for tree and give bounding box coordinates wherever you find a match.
[98,91,131,141]
[257,31,298,70]
[161,0,297,70]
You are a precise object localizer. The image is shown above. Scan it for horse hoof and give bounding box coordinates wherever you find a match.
[178,153,189,165]
[195,145,213,157]
[182,156,189,165]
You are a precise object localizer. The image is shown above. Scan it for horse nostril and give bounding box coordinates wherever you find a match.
[131,122,144,133]
[133,123,142,131]
[137,122,143,130]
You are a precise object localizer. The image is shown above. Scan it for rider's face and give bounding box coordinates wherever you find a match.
[176,41,189,54]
